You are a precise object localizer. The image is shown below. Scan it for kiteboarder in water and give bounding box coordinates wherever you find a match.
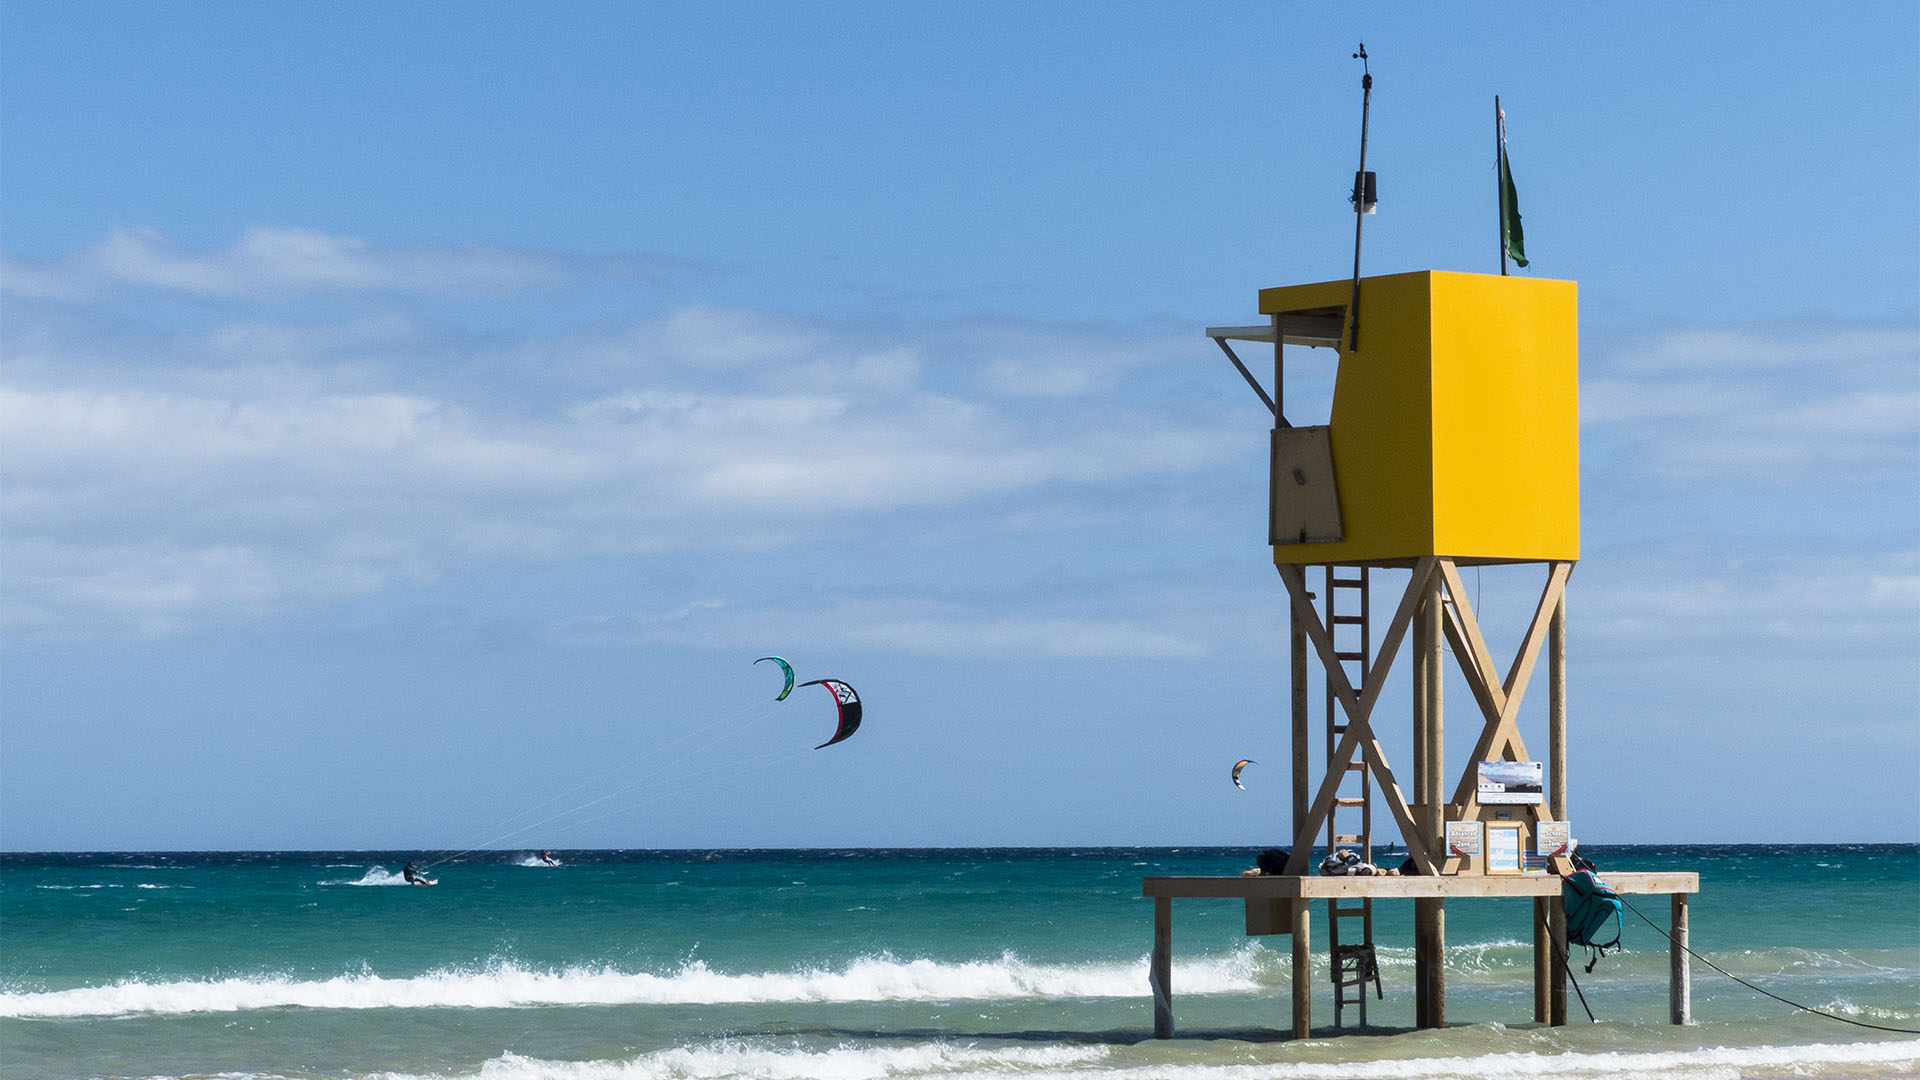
[539,850,559,867]
[402,861,435,886]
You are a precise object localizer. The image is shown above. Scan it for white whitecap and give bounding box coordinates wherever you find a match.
[0,948,1269,1019]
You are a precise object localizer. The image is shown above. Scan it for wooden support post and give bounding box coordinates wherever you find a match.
[1413,900,1428,1026]
[1415,896,1445,1027]
[1412,586,1428,809]
[1291,898,1312,1038]
[1418,574,1447,1030]
[1670,893,1692,1025]
[1152,897,1172,1038]
[1423,574,1444,849]
[1292,602,1310,847]
[1549,894,1568,1025]
[1550,590,1567,822]
[1533,896,1550,1023]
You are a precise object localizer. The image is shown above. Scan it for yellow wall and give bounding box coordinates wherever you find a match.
[1428,273,1579,562]
[1259,271,1579,566]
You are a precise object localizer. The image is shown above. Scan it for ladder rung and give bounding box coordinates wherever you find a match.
[1346,762,1368,772]
[1330,615,1366,625]
[1335,797,1365,807]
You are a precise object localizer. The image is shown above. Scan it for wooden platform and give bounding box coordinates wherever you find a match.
[1144,871,1696,899]
[1142,872,1699,1038]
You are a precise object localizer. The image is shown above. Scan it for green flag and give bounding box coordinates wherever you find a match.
[1499,141,1528,268]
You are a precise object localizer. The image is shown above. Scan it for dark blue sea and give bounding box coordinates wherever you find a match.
[3,845,1916,1079]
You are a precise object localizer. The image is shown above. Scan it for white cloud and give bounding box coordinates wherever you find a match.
[549,582,1243,661]
[1619,325,1917,373]
[0,226,672,301]
[1580,546,1920,650]
[1584,322,1920,484]
[0,261,1239,639]
[969,320,1187,398]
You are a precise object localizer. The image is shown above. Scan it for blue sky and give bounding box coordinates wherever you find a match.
[2,3,1915,850]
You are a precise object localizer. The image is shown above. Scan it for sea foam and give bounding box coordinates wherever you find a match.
[329,867,413,886]
[85,1037,1920,1080]
[0,949,1265,1018]
[458,1038,1920,1080]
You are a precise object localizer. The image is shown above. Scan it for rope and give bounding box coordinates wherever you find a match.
[1535,906,1597,1022]
[553,741,807,835]
[1615,894,1920,1035]
[418,694,782,868]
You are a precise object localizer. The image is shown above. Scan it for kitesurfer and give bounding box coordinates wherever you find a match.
[402,861,434,886]
[539,850,559,866]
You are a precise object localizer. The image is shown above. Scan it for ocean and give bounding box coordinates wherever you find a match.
[2,845,1915,1080]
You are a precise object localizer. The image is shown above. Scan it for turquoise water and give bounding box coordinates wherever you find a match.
[3,846,1916,1079]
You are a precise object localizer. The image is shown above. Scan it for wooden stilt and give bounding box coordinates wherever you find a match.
[1549,894,1568,1025]
[1533,895,1550,1022]
[1550,591,1567,823]
[1418,577,1446,1030]
[1291,898,1312,1038]
[1411,578,1430,1026]
[1152,896,1172,1038]
[1670,893,1691,1025]
[1415,897,1445,1027]
[1423,575,1444,849]
[1412,901,1428,1025]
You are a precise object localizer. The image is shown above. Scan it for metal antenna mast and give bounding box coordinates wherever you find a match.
[1346,44,1373,352]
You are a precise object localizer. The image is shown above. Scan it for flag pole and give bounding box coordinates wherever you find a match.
[1497,95,1508,276]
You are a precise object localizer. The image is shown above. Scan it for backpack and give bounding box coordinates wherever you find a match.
[1562,869,1624,971]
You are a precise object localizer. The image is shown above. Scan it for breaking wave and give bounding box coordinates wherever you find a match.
[473,1039,1920,1080]
[53,1038,1920,1080]
[0,949,1265,1018]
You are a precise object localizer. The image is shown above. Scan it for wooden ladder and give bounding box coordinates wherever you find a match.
[1323,565,1379,1027]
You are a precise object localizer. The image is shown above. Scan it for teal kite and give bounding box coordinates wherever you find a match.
[755,656,795,701]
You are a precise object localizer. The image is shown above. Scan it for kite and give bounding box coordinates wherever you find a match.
[755,656,795,701]
[1232,759,1256,790]
[798,678,861,749]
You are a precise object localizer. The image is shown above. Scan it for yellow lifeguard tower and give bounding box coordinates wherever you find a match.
[1143,268,1698,1037]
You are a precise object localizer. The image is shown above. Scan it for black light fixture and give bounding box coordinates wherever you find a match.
[1351,170,1377,214]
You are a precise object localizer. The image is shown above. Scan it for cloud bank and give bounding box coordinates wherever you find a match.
[1,229,1232,642]
[4,228,1913,669]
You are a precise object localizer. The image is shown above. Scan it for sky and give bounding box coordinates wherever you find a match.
[2,3,1915,851]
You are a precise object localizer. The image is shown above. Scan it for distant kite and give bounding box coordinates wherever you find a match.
[1232,759,1256,790]
[755,656,795,701]
[799,678,862,749]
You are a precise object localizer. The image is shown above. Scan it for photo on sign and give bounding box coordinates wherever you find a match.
[1477,760,1544,805]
